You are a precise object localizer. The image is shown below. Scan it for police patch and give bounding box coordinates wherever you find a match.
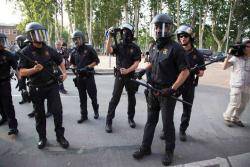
[45,51,49,57]
[193,54,197,59]
[163,48,168,55]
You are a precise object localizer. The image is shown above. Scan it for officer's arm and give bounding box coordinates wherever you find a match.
[171,68,190,90]
[105,35,113,54]
[127,60,140,73]
[87,62,97,68]
[19,66,42,77]
[59,62,67,81]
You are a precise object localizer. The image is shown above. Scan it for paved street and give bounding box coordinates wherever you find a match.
[0,61,250,167]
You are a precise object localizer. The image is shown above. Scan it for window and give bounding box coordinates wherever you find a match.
[12,29,17,35]
[4,29,10,35]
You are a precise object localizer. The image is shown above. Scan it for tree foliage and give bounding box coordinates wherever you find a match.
[11,0,250,52]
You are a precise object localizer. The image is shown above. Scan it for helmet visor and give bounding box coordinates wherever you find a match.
[150,22,172,40]
[0,37,8,48]
[29,29,48,42]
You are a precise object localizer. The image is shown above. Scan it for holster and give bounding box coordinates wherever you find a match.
[114,67,120,77]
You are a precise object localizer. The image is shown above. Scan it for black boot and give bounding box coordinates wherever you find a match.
[133,146,151,159]
[94,104,99,119]
[0,117,7,126]
[128,119,136,128]
[27,111,35,118]
[8,129,19,135]
[37,138,47,149]
[94,111,99,119]
[57,136,69,149]
[105,120,112,133]
[162,151,173,166]
[77,116,88,124]
[179,131,187,142]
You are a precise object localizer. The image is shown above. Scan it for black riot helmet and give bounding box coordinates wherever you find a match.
[15,35,27,49]
[0,33,8,48]
[120,23,134,43]
[71,30,86,47]
[25,22,48,43]
[176,25,195,43]
[150,13,173,40]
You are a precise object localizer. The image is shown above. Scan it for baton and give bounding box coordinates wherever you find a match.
[131,79,192,106]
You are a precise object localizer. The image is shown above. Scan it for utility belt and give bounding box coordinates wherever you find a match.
[78,73,93,78]
[30,79,56,88]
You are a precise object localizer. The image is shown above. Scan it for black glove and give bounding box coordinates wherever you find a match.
[134,69,146,79]
[190,65,200,75]
[160,88,176,97]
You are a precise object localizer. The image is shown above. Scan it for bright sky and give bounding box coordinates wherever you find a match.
[0,0,22,24]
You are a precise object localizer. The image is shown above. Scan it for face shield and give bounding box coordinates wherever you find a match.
[0,37,8,48]
[28,29,48,43]
[72,37,83,47]
[150,22,172,40]
[121,28,133,43]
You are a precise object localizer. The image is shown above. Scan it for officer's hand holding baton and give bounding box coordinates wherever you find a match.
[33,62,43,73]
[160,87,176,97]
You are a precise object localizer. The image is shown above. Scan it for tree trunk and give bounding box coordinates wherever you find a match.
[133,0,140,39]
[84,0,89,43]
[198,2,208,49]
[235,20,243,42]
[60,0,63,38]
[55,3,59,41]
[89,0,93,45]
[124,0,129,22]
[176,0,180,27]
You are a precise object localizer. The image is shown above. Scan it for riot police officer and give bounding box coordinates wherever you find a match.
[105,23,141,133]
[175,25,205,141]
[15,35,31,105]
[19,22,69,149]
[0,33,19,135]
[132,14,190,166]
[70,30,100,123]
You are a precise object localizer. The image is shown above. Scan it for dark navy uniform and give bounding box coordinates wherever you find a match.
[106,42,141,123]
[70,44,100,120]
[142,41,188,153]
[179,48,205,132]
[15,50,31,104]
[19,44,65,140]
[0,49,18,132]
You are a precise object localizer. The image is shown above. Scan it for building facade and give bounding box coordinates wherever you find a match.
[0,24,18,44]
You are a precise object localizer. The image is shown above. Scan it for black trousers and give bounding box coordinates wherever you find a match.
[18,77,27,91]
[180,85,195,132]
[77,76,99,118]
[106,77,138,122]
[0,80,18,130]
[30,83,65,139]
[142,91,177,153]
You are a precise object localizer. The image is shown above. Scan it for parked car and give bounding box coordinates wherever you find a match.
[197,48,213,61]
[210,52,226,62]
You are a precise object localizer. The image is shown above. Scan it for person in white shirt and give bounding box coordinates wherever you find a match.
[223,39,250,127]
